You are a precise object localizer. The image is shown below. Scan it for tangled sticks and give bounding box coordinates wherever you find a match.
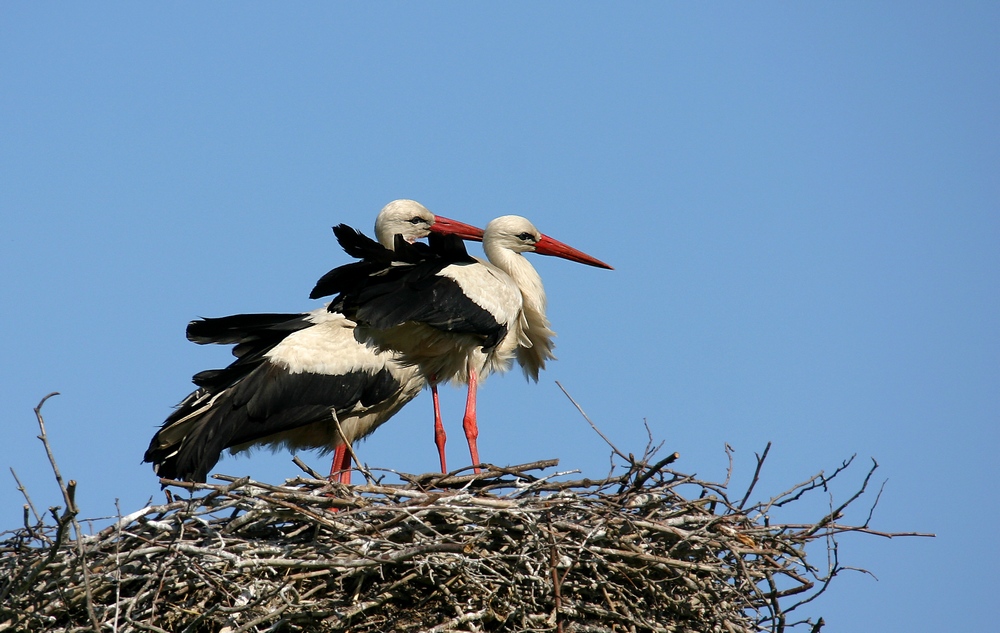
[3,455,930,631]
[2,395,931,632]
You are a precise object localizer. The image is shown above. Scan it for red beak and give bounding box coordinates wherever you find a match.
[534,234,613,270]
[430,215,485,241]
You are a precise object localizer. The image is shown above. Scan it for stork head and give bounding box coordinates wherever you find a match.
[375,199,484,248]
[483,215,613,269]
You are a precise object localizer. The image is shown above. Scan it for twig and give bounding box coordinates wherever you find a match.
[292,456,324,480]
[801,458,878,539]
[113,498,123,633]
[738,441,771,510]
[769,455,857,510]
[9,467,43,528]
[622,451,680,496]
[331,411,376,484]
[32,393,101,631]
[404,459,560,489]
[555,381,629,462]
[723,443,735,488]
[34,393,72,512]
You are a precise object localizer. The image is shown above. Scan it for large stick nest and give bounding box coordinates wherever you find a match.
[1,443,921,633]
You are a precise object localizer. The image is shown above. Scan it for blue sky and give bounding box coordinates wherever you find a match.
[2,4,997,630]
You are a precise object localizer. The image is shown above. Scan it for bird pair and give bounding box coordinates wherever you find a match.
[144,200,611,484]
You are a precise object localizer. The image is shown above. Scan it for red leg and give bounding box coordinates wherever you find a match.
[329,444,346,480]
[329,443,352,485]
[432,381,448,473]
[338,447,353,485]
[462,363,481,473]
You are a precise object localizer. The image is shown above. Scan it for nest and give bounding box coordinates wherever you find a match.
[1,440,922,633]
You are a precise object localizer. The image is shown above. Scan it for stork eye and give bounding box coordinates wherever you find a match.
[517,232,535,242]
[408,217,425,225]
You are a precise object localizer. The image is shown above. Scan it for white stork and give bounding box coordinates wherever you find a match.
[144,200,484,484]
[312,215,612,473]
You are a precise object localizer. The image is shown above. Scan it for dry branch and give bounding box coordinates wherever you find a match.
[1,397,932,632]
[1,457,932,633]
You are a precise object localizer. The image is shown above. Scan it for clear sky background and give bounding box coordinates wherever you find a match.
[2,4,997,631]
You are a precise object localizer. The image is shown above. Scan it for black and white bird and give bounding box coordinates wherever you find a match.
[144,200,484,484]
[312,214,612,473]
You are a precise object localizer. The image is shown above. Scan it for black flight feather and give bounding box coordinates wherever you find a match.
[310,227,506,350]
[144,363,403,483]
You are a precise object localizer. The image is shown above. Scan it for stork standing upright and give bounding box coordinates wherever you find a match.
[144,200,484,484]
[312,215,612,473]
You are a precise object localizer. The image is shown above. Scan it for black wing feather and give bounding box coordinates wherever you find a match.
[186,313,312,346]
[349,263,504,340]
[183,313,314,389]
[311,227,502,345]
[144,363,402,483]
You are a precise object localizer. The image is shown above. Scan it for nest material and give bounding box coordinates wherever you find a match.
[1,451,900,633]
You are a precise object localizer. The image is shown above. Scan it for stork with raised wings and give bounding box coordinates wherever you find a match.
[311,215,612,473]
[144,200,484,484]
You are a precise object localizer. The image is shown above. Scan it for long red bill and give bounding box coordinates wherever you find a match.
[430,215,485,241]
[535,234,613,270]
